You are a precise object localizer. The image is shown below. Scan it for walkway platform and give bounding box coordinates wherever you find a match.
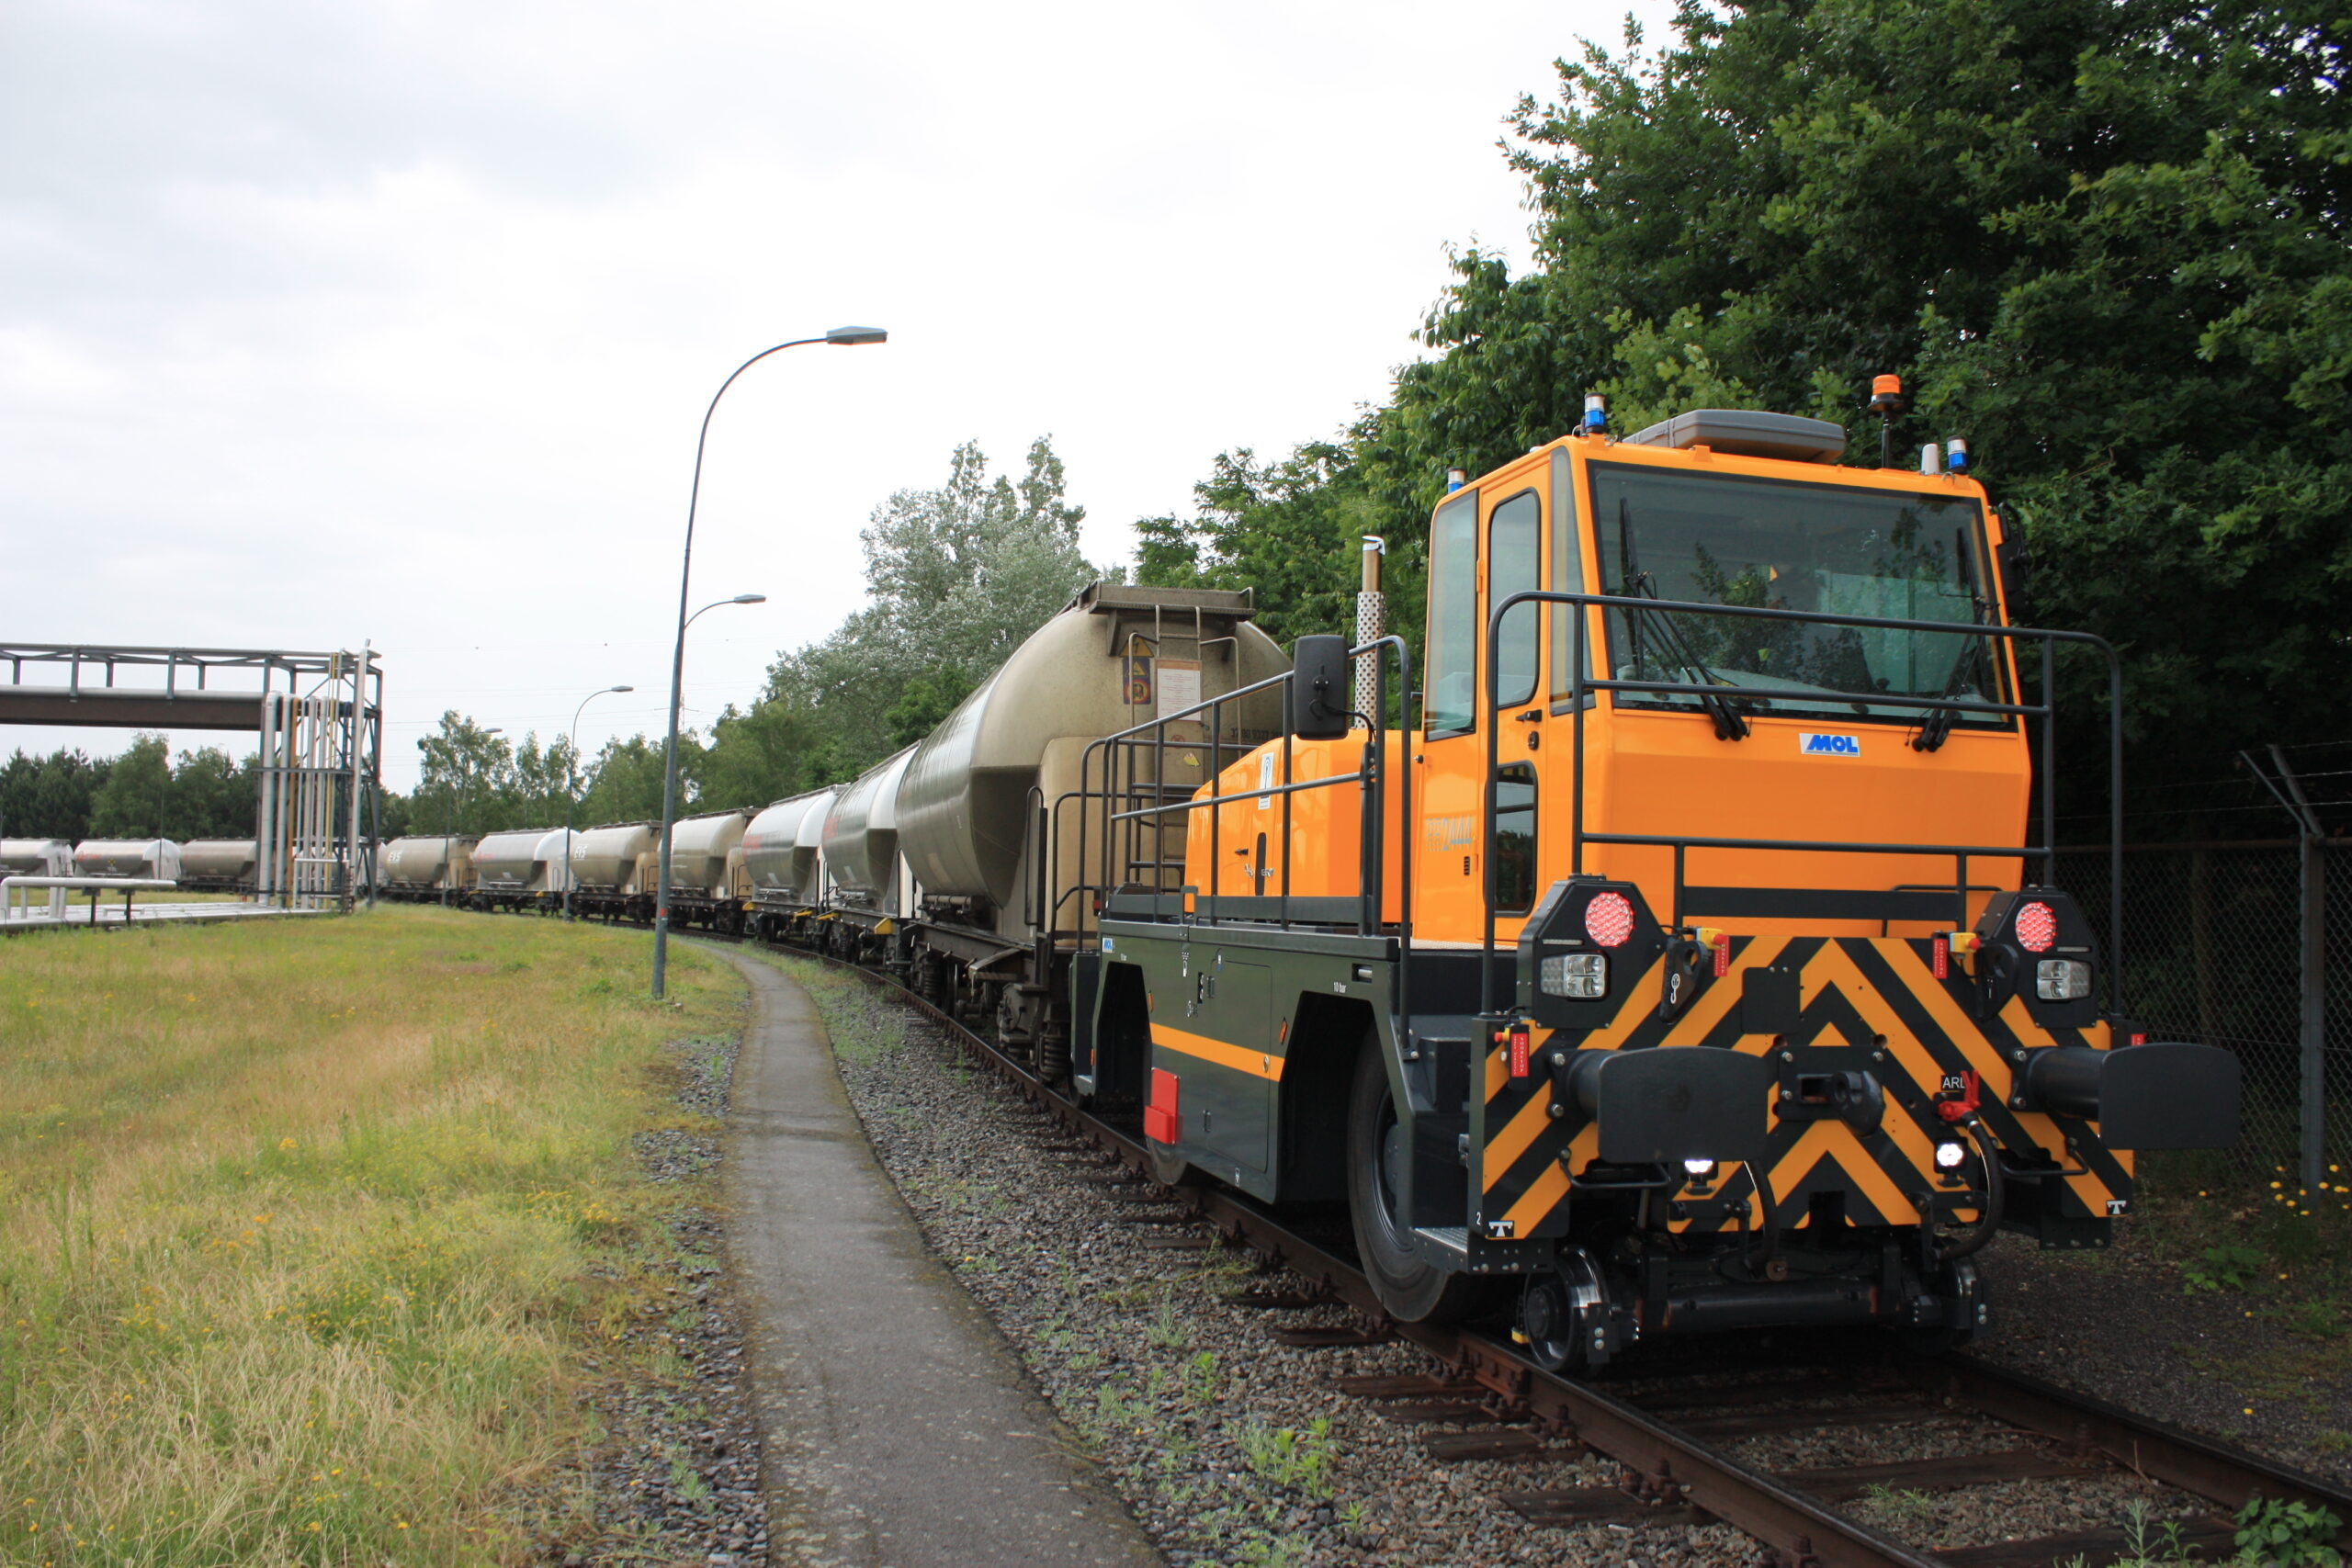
[1,900,333,933]
[711,945,1163,1568]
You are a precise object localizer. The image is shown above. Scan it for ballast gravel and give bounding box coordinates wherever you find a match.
[551,1030,774,1567]
[763,954,2218,1568]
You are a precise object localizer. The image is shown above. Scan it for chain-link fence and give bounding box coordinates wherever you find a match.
[2052,840,2349,1186]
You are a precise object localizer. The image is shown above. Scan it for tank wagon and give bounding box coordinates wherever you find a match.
[379,835,480,900]
[819,747,915,949]
[424,407,2246,1363]
[178,840,258,893]
[568,822,658,921]
[0,840,74,879]
[469,829,567,912]
[73,840,183,881]
[662,808,754,934]
[888,584,1286,1069]
[742,788,835,944]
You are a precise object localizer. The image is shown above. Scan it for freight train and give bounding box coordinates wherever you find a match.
[0,837,259,891]
[381,398,2243,1366]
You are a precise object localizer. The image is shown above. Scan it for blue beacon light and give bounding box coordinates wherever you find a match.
[1582,393,1608,434]
[1945,437,1970,473]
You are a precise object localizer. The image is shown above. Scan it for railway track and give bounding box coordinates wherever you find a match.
[766,941,2352,1568]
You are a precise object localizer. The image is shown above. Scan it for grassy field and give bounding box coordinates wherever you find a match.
[0,906,741,1565]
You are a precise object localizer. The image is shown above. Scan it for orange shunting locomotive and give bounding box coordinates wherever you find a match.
[1083,392,2240,1364]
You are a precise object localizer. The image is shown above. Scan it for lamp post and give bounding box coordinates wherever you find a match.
[650,323,886,999]
[563,684,633,921]
[650,592,765,990]
[442,726,503,907]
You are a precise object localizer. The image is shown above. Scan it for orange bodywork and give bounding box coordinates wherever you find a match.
[1182,433,2029,943]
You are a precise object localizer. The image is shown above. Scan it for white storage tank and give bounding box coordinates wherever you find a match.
[380,836,478,890]
[896,584,1287,939]
[742,789,834,906]
[180,840,258,885]
[72,840,183,880]
[0,840,73,877]
[570,823,656,892]
[666,808,752,897]
[822,748,915,911]
[471,829,560,892]
[533,829,577,894]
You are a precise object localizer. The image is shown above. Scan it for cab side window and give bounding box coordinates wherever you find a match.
[1491,491,1541,709]
[1548,446,1589,708]
[1424,490,1479,736]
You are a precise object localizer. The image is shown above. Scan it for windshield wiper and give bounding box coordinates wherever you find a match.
[1613,498,1748,740]
[1913,587,1992,752]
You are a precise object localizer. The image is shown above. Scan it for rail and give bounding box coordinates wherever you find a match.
[1479,589,2126,1018]
[788,941,2352,1568]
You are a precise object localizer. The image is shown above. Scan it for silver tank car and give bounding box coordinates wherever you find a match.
[897,583,1288,942]
[0,840,73,877]
[742,789,834,907]
[822,748,914,913]
[471,829,560,893]
[380,836,478,890]
[570,823,656,892]
[532,829,577,894]
[179,840,257,884]
[666,808,752,897]
[73,840,184,880]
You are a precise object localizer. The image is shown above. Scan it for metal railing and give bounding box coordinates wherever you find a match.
[1054,637,1417,978]
[1478,590,2125,1019]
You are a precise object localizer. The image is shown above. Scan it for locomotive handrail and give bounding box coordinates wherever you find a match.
[1069,636,1415,944]
[1477,587,2127,1020]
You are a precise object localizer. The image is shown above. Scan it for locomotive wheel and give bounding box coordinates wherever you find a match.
[1346,1042,1494,1325]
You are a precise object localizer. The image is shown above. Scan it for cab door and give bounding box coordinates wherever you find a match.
[1414,480,1545,942]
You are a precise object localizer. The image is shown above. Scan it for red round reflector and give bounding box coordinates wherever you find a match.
[2013,900,2057,953]
[1584,890,1636,947]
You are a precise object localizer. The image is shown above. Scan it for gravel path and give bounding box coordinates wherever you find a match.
[1975,1225,2352,1484]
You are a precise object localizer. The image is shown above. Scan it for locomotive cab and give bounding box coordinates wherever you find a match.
[1098,400,2242,1361]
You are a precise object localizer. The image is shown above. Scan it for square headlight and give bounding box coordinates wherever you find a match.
[1541,953,1608,999]
[2035,959,2092,1001]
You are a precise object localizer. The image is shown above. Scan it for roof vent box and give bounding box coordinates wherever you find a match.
[1625,409,1847,465]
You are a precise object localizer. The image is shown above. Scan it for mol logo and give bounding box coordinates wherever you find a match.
[1799,732,1861,758]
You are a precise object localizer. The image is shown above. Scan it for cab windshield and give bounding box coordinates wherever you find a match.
[1589,462,2006,727]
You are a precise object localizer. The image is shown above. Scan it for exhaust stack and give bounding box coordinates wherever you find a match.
[1353,536,1385,727]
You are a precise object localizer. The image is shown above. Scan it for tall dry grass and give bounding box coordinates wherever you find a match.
[0,906,741,1565]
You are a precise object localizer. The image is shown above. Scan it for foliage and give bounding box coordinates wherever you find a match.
[2,738,258,842]
[701,435,1110,795]
[402,712,586,836]
[2234,1498,2345,1567]
[1235,1417,1338,1500]
[2184,1243,2269,1292]
[1133,0,2352,805]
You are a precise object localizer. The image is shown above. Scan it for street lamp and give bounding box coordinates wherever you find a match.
[650,592,767,988]
[443,726,503,907]
[563,685,634,921]
[650,324,886,999]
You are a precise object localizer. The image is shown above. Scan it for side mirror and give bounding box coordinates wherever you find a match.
[1288,636,1351,740]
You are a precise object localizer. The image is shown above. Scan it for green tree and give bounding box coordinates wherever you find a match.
[574,735,687,827]
[88,734,173,839]
[1141,0,2352,809]
[0,749,111,840]
[170,747,256,839]
[414,712,515,836]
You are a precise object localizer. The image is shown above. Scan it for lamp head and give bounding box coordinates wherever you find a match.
[732,593,767,604]
[611,684,634,694]
[824,325,888,345]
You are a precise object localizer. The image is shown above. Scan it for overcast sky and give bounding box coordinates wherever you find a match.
[3,0,1669,792]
